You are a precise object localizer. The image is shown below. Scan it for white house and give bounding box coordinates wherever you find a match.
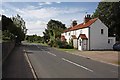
[61,14,115,50]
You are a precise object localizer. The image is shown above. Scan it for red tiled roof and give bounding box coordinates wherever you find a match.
[71,35,77,39]
[64,18,98,32]
[79,34,88,39]
[64,27,72,32]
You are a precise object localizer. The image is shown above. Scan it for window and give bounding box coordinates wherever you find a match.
[108,39,113,44]
[80,30,82,34]
[65,32,67,36]
[101,29,104,34]
[69,32,70,36]
[79,39,82,46]
[108,39,110,44]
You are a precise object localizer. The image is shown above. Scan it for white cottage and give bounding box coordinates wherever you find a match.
[61,14,115,50]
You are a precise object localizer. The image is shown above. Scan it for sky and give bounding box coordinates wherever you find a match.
[1,2,99,36]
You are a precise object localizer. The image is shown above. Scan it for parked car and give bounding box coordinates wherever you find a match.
[113,43,120,51]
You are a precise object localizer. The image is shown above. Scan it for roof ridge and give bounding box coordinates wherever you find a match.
[64,18,98,32]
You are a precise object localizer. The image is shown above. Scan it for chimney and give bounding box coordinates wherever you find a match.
[84,14,91,23]
[72,20,77,27]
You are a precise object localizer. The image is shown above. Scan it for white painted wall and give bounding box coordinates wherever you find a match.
[61,32,71,43]
[107,37,116,49]
[90,19,109,50]
[62,27,89,50]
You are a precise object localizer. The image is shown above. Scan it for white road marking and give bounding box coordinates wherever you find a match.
[62,58,93,72]
[36,45,45,51]
[47,52,57,56]
[36,45,39,48]
[24,50,38,80]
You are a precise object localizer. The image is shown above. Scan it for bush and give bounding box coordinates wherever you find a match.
[47,38,73,49]
[66,44,73,49]
[57,41,67,48]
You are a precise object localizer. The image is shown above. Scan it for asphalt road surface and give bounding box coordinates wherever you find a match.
[23,43,119,79]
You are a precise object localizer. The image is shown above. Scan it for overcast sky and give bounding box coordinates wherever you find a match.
[1,2,99,36]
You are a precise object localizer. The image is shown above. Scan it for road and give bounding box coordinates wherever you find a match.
[23,43,119,79]
[2,44,33,78]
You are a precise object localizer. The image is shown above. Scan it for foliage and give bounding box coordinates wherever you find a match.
[1,14,27,43]
[92,2,120,41]
[11,14,27,42]
[57,40,73,49]
[43,19,67,47]
[26,35,44,43]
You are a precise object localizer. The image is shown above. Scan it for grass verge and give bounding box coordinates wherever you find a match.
[55,48,76,52]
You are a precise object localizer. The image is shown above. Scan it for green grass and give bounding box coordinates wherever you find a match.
[55,48,76,52]
[25,41,47,46]
[38,43,48,46]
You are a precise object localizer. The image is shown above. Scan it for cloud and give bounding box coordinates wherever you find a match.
[16,6,87,20]
[56,2,61,3]
[2,2,88,36]
[38,2,52,6]
[2,0,101,2]
[26,20,47,36]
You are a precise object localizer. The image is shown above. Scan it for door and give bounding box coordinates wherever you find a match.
[82,40,87,50]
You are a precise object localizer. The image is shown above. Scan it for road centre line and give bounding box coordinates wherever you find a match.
[36,45,39,48]
[47,52,57,56]
[62,58,93,72]
[36,45,44,51]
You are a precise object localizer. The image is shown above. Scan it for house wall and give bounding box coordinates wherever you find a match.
[62,27,89,50]
[90,19,109,50]
[62,30,77,43]
[61,32,70,43]
[107,37,116,49]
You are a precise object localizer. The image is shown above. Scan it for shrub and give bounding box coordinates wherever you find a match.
[57,41,67,48]
[66,44,73,49]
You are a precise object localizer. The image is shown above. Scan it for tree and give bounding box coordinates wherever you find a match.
[43,29,50,43]
[26,35,43,43]
[43,19,66,46]
[11,14,27,42]
[2,14,27,43]
[2,15,17,41]
[92,2,120,41]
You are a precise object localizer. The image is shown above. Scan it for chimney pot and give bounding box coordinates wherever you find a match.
[84,14,91,23]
